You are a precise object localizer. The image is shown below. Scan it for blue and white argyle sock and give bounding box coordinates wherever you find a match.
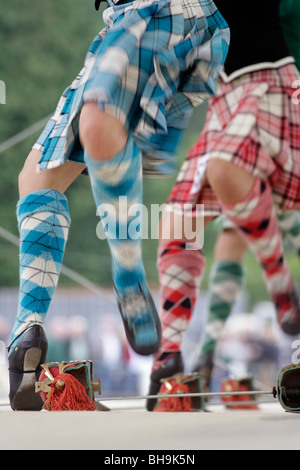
[9,190,70,354]
[85,139,147,296]
[85,140,163,353]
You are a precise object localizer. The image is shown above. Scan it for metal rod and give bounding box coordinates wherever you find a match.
[98,389,274,403]
[0,390,275,409]
[0,115,52,155]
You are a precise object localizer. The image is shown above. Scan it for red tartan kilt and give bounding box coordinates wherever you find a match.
[168,63,300,216]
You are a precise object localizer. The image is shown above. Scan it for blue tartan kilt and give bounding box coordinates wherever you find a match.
[33,0,229,176]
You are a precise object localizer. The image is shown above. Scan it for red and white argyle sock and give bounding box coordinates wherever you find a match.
[155,240,205,359]
[220,177,300,333]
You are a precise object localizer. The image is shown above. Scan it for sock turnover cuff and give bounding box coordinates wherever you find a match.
[211,259,245,277]
[17,190,71,228]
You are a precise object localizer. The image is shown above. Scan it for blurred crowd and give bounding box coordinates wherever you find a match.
[0,292,293,402]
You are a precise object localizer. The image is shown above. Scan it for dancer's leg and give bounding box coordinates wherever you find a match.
[146,211,212,410]
[207,159,300,335]
[277,211,300,253]
[193,228,246,391]
[79,104,161,356]
[9,149,82,410]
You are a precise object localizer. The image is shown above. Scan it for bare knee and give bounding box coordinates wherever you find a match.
[79,102,128,160]
[79,104,105,150]
[206,159,233,194]
[206,158,255,204]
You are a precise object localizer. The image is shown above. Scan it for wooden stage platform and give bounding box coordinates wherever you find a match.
[1,400,300,450]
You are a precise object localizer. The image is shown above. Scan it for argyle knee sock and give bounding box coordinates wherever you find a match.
[194,260,244,362]
[153,240,205,370]
[277,211,300,252]
[220,178,298,332]
[9,190,70,354]
[84,139,146,295]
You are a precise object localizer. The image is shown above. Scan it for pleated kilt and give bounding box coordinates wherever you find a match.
[33,0,229,177]
[168,63,300,214]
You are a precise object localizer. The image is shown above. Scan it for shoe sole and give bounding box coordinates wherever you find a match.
[9,326,47,411]
[280,321,300,336]
[10,348,44,411]
[116,284,162,356]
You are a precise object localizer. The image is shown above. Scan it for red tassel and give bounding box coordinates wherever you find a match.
[220,379,259,410]
[155,383,192,412]
[45,372,97,411]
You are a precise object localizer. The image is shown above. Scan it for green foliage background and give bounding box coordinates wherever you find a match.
[0,0,298,307]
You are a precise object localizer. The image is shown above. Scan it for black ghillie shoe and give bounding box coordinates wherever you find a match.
[274,284,300,336]
[146,351,184,411]
[115,282,162,356]
[8,325,48,411]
